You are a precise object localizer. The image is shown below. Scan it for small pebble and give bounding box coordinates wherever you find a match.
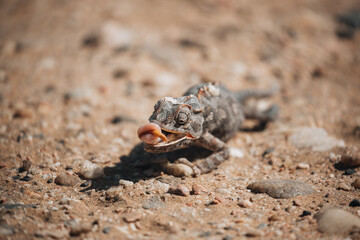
[110,115,135,124]
[20,175,32,182]
[329,153,338,161]
[245,228,264,237]
[297,163,310,170]
[13,109,33,119]
[12,175,20,180]
[337,148,360,169]
[238,200,252,208]
[68,221,92,236]
[60,197,71,205]
[192,183,208,195]
[349,199,360,207]
[231,209,241,216]
[168,185,190,197]
[299,210,312,217]
[352,178,360,189]
[343,169,356,175]
[22,157,32,171]
[273,205,281,211]
[338,182,352,191]
[215,188,230,195]
[210,196,226,205]
[257,223,267,229]
[119,179,134,188]
[79,160,104,179]
[102,227,111,234]
[223,235,233,240]
[105,187,126,202]
[268,215,281,221]
[261,147,275,157]
[123,212,142,223]
[142,196,166,210]
[293,200,302,206]
[0,223,15,236]
[230,148,244,158]
[47,178,53,183]
[54,173,79,186]
[80,180,91,188]
[82,32,100,47]
[153,181,170,193]
[35,229,68,239]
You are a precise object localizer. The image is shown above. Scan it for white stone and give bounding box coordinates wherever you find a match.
[119,179,134,188]
[79,160,104,179]
[230,148,244,158]
[238,200,252,208]
[297,163,310,169]
[153,182,170,193]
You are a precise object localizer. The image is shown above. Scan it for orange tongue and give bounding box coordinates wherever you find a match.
[137,123,167,144]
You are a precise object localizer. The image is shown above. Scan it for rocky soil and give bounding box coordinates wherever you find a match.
[1,0,360,239]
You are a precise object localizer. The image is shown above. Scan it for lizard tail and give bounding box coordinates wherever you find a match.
[235,84,279,103]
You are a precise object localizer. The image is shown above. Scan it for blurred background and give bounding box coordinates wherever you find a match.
[1,0,359,120]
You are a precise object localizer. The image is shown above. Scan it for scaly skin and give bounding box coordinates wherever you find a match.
[144,82,278,176]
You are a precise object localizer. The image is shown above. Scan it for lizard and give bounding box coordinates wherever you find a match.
[137,82,278,176]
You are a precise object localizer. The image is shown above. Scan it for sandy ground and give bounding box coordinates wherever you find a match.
[1,0,360,239]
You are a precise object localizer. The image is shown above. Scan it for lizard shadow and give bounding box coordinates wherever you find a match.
[83,121,268,192]
[81,143,212,192]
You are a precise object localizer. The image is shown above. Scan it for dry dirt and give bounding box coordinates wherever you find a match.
[1,0,360,239]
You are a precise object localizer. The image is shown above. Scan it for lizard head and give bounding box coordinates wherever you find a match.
[140,95,204,153]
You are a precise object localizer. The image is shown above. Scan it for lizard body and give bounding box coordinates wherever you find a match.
[138,82,278,176]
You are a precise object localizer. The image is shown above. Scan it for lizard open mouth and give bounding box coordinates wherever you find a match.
[137,122,193,147]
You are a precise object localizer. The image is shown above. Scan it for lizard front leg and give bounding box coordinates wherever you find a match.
[194,132,230,174]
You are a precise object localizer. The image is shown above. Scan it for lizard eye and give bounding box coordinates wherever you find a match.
[176,108,190,125]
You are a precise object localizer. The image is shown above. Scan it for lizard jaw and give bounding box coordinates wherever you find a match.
[144,128,196,153]
[138,122,196,153]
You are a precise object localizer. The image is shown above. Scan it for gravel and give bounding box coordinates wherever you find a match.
[142,196,166,210]
[0,223,15,236]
